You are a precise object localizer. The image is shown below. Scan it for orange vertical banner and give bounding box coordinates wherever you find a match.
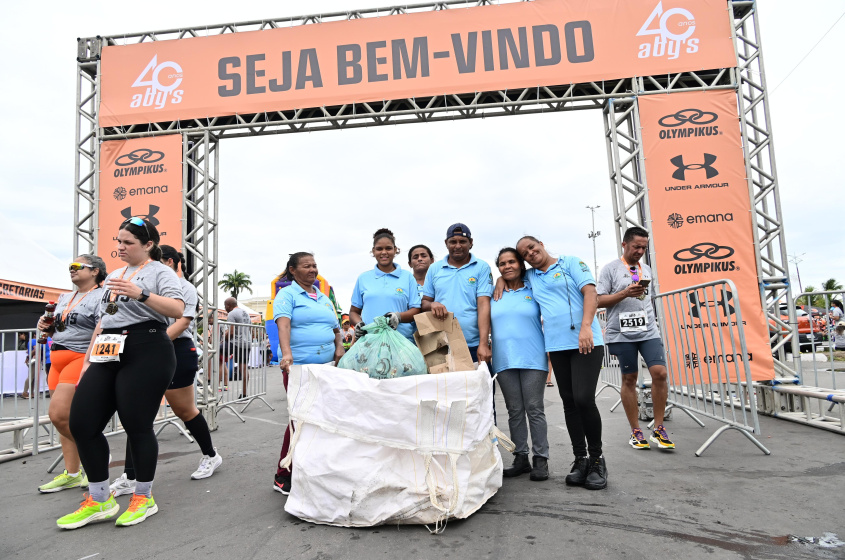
[97,135,184,274]
[639,90,774,382]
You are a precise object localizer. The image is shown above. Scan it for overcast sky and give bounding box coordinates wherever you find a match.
[2,0,843,310]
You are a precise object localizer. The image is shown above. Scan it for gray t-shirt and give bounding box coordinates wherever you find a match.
[169,278,198,340]
[100,261,184,329]
[226,307,252,345]
[52,287,104,353]
[597,259,660,343]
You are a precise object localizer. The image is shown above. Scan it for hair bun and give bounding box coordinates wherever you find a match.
[373,228,394,239]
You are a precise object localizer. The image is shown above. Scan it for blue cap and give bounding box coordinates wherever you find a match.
[446,223,471,239]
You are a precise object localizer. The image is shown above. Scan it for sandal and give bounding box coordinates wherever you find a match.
[545,382,554,388]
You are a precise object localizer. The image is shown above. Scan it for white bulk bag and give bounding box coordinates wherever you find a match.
[281,363,512,530]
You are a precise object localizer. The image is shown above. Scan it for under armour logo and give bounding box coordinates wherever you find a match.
[121,205,160,227]
[670,154,718,181]
[688,289,734,319]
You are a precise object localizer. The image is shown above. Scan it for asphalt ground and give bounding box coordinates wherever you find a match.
[1,369,844,560]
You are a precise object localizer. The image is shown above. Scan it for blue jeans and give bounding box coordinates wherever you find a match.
[496,369,549,458]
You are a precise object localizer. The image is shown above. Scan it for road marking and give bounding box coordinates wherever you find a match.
[239,414,283,426]
[77,554,100,560]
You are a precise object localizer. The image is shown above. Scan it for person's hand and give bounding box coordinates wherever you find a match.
[578,325,594,354]
[107,278,142,300]
[37,318,53,332]
[333,345,345,365]
[477,342,492,364]
[623,283,646,299]
[384,312,400,330]
[280,354,293,374]
[492,277,506,301]
[354,322,367,339]
[430,301,449,320]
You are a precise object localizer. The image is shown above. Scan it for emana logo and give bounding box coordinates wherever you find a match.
[637,2,698,60]
[130,56,184,110]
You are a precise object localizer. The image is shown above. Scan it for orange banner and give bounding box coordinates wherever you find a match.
[639,90,774,382]
[100,0,736,127]
[0,280,71,303]
[97,135,184,273]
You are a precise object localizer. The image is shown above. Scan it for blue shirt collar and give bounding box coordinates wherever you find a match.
[441,253,478,270]
[533,257,564,276]
[374,262,402,278]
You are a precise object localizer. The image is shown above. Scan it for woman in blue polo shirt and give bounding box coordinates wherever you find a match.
[491,248,549,482]
[272,251,344,496]
[350,228,421,342]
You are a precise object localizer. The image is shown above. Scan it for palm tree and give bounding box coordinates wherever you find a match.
[797,286,816,307]
[218,270,253,299]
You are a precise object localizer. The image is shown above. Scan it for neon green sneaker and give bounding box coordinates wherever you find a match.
[38,470,89,493]
[56,494,119,529]
[115,494,158,527]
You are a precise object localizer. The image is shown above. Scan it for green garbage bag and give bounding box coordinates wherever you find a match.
[338,316,428,379]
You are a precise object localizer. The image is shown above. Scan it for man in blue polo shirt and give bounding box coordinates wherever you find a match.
[421,223,493,363]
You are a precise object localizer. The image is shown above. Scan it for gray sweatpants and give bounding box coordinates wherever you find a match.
[496,369,549,458]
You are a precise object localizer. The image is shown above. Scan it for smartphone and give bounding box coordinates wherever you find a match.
[637,279,651,288]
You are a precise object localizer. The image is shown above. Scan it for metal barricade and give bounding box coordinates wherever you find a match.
[595,310,623,410]
[653,280,770,456]
[208,321,274,422]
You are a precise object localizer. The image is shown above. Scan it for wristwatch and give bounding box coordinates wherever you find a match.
[137,289,150,303]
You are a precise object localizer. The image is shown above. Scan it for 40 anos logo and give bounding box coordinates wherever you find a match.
[130,55,184,110]
[637,2,698,60]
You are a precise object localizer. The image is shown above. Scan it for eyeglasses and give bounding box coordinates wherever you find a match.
[629,266,640,282]
[122,216,151,238]
[69,262,94,272]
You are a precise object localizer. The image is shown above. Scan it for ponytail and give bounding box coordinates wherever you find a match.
[159,245,187,276]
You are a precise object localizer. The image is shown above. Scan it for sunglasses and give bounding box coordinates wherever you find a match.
[69,262,94,272]
[629,266,640,282]
[122,216,151,238]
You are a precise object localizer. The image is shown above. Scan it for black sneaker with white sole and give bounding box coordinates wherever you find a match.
[273,474,291,495]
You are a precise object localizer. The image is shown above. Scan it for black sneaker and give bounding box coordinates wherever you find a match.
[565,457,589,486]
[273,474,291,495]
[529,456,549,481]
[584,456,608,490]
[503,453,531,478]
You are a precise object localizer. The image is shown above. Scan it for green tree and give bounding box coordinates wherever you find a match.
[218,270,253,299]
[797,286,816,307]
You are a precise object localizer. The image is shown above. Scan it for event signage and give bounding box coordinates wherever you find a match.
[639,90,774,382]
[97,135,183,273]
[99,0,736,127]
[0,280,70,303]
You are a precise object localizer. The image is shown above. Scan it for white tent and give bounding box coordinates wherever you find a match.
[0,212,69,291]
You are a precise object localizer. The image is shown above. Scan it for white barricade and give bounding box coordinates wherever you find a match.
[282,363,512,531]
[654,280,770,456]
[210,321,274,422]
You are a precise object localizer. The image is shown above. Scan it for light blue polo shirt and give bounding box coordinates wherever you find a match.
[526,257,604,352]
[273,284,339,364]
[422,254,493,347]
[491,286,547,374]
[351,263,422,341]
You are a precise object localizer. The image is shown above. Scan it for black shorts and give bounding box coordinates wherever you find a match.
[607,338,666,374]
[170,337,199,389]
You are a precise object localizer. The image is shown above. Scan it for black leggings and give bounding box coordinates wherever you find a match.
[549,347,605,458]
[70,323,176,483]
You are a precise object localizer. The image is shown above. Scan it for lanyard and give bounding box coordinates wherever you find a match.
[61,288,95,323]
[620,257,643,280]
[109,260,151,302]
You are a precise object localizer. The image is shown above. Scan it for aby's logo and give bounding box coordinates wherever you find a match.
[468,277,477,285]
[130,55,184,110]
[637,2,699,60]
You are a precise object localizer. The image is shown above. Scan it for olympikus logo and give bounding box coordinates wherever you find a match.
[637,2,699,60]
[658,109,719,140]
[112,149,166,178]
[130,55,184,110]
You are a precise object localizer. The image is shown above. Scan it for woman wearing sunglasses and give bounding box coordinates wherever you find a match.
[494,236,607,490]
[58,217,184,530]
[110,245,222,500]
[35,256,107,494]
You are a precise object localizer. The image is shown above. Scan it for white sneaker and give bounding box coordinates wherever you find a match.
[109,473,136,497]
[190,449,223,480]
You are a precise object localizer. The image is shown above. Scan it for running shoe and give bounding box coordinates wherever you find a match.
[38,470,88,493]
[650,425,676,450]
[56,493,119,530]
[109,473,136,497]
[191,449,223,480]
[273,474,291,495]
[115,494,158,527]
[629,429,650,450]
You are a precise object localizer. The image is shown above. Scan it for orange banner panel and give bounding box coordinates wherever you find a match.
[639,90,775,382]
[97,135,183,274]
[0,280,71,303]
[100,0,736,127]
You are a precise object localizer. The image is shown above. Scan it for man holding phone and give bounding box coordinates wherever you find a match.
[597,227,675,451]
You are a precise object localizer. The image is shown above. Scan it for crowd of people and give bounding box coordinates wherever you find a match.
[33,217,677,529]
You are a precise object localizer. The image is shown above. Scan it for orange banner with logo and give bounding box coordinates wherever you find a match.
[639,90,774,382]
[97,135,183,273]
[0,280,71,303]
[99,0,736,127]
